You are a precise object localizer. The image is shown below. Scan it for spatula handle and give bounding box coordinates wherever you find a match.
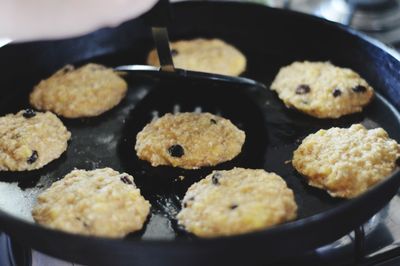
[144,0,175,72]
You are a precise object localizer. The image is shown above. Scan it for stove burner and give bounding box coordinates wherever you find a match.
[317,0,400,31]
[287,0,400,49]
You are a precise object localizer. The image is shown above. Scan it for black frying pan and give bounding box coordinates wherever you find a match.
[1,1,400,265]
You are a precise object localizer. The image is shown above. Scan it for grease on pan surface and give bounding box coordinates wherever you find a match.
[177,168,297,237]
[293,124,400,198]
[147,38,247,76]
[271,61,374,118]
[0,110,70,171]
[32,168,150,238]
[135,112,246,169]
[30,63,128,118]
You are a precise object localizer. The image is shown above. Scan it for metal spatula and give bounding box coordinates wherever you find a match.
[115,0,264,88]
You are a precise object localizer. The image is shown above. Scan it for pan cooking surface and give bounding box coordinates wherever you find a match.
[0,45,399,241]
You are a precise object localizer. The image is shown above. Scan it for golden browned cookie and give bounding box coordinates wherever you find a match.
[135,112,245,169]
[292,124,400,198]
[30,63,128,118]
[271,61,374,118]
[0,109,71,171]
[32,168,151,238]
[177,168,297,237]
[147,38,246,76]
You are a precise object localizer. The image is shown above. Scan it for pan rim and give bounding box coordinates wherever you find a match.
[1,166,400,246]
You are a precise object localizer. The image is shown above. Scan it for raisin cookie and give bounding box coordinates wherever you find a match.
[30,63,128,118]
[177,168,297,237]
[0,109,71,171]
[293,124,400,198]
[271,61,374,118]
[147,38,246,76]
[135,112,245,169]
[32,168,150,238]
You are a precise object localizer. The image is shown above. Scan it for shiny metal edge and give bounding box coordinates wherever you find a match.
[114,65,160,71]
[0,38,12,49]
[114,64,266,89]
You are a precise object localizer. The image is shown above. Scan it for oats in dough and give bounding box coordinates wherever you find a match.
[135,112,245,169]
[147,38,247,76]
[177,168,297,237]
[292,124,400,198]
[0,109,71,171]
[30,63,128,118]
[32,168,151,238]
[271,61,374,118]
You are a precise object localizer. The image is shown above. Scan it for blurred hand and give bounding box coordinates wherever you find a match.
[0,0,158,42]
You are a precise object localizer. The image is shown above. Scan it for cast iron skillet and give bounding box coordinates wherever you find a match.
[0,1,400,265]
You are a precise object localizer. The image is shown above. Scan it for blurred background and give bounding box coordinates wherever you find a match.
[1,0,399,51]
[219,0,400,51]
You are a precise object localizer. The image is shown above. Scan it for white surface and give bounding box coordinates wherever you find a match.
[0,182,38,222]
[0,0,157,42]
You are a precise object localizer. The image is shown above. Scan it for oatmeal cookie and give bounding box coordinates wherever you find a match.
[32,168,151,238]
[271,61,374,118]
[177,168,297,237]
[30,63,128,118]
[0,109,70,171]
[135,112,245,169]
[292,124,400,198]
[147,38,246,76]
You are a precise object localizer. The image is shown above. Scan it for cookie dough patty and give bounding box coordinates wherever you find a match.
[147,38,247,76]
[32,168,151,238]
[271,61,374,118]
[293,124,400,198]
[135,112,246,169]
[30,63,128,118]
[177,168,297,237]
[0,109,70,171]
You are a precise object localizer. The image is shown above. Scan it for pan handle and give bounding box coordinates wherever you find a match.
[144,0,175,73]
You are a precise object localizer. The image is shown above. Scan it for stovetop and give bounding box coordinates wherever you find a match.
[282,0,400,51]
[2,1,400,265]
